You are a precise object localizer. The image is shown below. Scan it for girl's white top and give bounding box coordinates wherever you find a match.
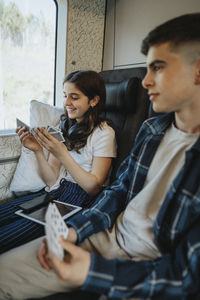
[46,121,117,192]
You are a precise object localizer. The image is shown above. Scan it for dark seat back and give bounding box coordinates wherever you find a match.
[99,67,149,181]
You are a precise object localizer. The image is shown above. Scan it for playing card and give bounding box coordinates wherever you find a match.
[16,119,65,142]
[50,131,65,142]
[47,126,65,142]
[47,126,58,133]
[45,202,69,260]
[16,118,30,131]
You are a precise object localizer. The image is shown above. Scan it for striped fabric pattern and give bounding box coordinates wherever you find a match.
[0,179,89,254]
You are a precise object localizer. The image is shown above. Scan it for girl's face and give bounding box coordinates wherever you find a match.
[63,82,98,122]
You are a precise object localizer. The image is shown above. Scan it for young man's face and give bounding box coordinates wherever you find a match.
[142,42,198,114]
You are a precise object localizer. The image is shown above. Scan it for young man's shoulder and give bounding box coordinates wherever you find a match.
[142,112,174,135]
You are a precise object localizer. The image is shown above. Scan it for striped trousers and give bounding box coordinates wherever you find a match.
[0,179,90,254]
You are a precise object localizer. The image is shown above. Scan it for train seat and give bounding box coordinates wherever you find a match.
[100,67,149,182]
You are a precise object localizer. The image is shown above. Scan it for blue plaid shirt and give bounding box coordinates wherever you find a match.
[68,113,200,299]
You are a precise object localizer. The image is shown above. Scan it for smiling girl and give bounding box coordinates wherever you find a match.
[0,70,117,253]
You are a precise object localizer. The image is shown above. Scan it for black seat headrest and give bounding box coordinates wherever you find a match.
[104,77,140,113]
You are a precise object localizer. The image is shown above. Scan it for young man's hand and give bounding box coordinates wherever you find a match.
[49,236,91,287]
[37,227,78,271]
[37,238,52,271]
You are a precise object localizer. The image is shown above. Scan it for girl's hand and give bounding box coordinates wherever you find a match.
[16,127,42,152]
[34,127,67,159]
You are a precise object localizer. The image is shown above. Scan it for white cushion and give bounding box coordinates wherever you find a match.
[10,100,64,194]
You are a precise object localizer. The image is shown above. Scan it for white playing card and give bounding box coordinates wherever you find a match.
[45,202,69,260]
[16,118,30,131]
[47,126,58,133]
[16,119,65,142]
[50,131,65,142]
[47,126,65,142]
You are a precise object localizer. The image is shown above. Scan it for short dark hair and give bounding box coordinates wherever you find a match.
[141,13,200,55]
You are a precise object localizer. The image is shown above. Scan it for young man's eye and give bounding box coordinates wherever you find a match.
[72,97,79,101]
[154,65,161,71]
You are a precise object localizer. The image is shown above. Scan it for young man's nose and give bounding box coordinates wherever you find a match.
[142,73,154,89]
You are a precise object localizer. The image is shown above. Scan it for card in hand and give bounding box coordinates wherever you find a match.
[46,126,58,133]
[47,126,65,142]
[16,119,65,142]
[16,118,42,134]
[45,202,69,260]
[51,131,65,142]
[16,118,30,132]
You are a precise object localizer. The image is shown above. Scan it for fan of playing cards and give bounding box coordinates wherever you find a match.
[16,118,65,142]
[46,125,65,142]
[45,202,69,260]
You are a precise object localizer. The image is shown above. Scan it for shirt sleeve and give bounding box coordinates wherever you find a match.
[91,123,117,158]
[81,219,200,299]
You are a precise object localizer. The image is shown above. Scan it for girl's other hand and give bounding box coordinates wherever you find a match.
[16,126,42,152]
[34,127,67,159]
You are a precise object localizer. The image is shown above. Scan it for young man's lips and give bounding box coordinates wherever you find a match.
[149,93,159,101]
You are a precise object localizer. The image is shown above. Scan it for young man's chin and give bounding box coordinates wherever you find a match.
[152,104,169,114]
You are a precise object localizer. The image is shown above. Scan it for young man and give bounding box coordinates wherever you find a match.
[1,13,200,300]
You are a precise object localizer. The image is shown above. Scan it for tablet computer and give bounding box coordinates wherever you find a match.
[15,200,82,226]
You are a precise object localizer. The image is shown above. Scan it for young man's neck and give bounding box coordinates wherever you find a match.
[175,109,200,134]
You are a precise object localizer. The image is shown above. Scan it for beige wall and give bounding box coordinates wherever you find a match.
[103,0,200,70]
[66,0,106,73]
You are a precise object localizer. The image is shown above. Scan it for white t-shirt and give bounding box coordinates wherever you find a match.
[46,122,117,191]
[116,123,199,261]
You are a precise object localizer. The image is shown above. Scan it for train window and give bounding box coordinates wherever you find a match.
[0,0,64,132]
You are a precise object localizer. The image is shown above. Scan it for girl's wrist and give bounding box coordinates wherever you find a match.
[34,147,43,154]
[58,146,70,162]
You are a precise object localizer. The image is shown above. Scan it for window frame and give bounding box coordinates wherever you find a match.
[54,0,67,107]
[0,0,67,135]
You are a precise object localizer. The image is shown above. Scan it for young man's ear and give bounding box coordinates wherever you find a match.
[90,95,100,108]
[194,60,200,85]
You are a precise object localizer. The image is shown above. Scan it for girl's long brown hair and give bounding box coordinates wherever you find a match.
[60,70,107,152]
